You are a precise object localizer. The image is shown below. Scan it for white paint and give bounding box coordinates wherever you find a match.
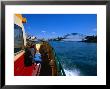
[5,5,106,85]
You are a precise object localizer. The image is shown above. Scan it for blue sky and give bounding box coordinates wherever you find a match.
[22,14,97,39]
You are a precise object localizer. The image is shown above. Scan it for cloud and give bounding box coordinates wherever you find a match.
[41,31,46,33]
[52,32,56,34]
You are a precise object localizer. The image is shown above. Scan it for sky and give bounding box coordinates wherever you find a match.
[22,14,97,39]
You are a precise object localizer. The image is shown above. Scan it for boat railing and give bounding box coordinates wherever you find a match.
[51,47,66,76]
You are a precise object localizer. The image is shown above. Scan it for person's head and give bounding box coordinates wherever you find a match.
[35,44,41,50]
[26,43,30,48]
[27,41,33,48]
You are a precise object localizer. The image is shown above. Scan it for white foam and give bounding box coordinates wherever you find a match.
[64,69,80,76]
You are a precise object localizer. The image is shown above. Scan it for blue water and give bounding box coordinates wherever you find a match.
[49,41,97,76]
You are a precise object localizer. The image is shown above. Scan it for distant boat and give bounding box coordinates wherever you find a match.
[14,14,66,76]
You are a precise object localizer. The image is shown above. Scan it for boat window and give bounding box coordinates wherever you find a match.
[14,24,24,53]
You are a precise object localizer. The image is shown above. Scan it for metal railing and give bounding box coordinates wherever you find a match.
[52,47,66,76]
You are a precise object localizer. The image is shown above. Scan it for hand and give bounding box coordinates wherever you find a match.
[34,62,37,65]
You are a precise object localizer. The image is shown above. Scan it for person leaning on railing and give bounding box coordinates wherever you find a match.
[32,44,42,65]
[24,43,33,66]
[29,44,36,63]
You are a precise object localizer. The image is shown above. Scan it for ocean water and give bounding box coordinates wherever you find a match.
[49,41,97,76]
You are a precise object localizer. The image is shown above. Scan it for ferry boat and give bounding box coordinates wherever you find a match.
[14,14,66,76]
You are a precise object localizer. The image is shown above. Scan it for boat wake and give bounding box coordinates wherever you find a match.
[64,69,80,76]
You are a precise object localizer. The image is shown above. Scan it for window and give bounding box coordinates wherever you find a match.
[14,24,24,53]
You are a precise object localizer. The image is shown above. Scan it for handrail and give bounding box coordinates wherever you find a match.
[51,47,66,76]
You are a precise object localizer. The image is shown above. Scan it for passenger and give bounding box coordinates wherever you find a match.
[24,44,33,66]
[32,44,42,65]
[34,50,42,64]
[29,44,36,61]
